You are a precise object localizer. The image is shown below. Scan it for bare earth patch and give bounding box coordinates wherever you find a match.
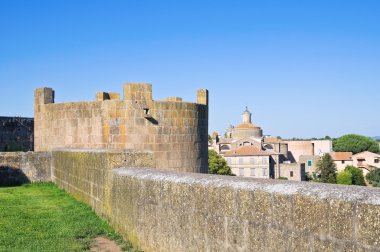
[91,236,124,252]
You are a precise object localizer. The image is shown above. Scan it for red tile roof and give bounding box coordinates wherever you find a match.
[224,146,278,157]
[330,152,353,161]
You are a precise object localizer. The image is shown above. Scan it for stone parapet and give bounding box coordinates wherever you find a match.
[0,151,51,186]
[34,83,209,173]
[50,149,380,251]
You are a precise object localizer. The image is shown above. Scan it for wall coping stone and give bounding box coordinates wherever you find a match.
[52,148,154,154]
[114,167,380,205]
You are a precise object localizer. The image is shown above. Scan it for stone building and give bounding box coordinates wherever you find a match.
[212,107,335,181]
[34,83,209,173]
[284,140,332,163]
[330,152,353,172]
[351,151,380,175]
[224,146,278,178]
[213,107,292,179]
[0,116,34,151]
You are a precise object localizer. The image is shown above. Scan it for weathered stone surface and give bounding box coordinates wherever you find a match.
[49,150,380,252]
[34,84,208,173]
[0,116,34,151]
[357,203,380,247]
[0,151,51,185]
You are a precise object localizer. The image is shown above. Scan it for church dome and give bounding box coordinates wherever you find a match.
[231,107,263,139]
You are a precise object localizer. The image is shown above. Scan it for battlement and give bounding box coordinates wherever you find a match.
[34,83,209,173]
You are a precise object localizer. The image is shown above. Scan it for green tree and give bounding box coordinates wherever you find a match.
[366,168,380,187]
[316,154,337,183]
[208,150,234,175]
[208,134,212,144]
[337,171,352,185]
[333,134,380,154]
[344,165,366,186]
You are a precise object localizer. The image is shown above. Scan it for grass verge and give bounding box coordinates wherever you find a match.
[0,182,139,252]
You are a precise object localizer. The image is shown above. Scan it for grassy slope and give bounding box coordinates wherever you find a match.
[0,183,137,252]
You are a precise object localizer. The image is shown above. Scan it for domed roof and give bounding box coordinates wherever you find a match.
[235,123,259,129]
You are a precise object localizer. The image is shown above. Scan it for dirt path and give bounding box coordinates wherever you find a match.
[90,236,124,252]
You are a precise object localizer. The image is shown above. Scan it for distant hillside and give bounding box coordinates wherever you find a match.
[373,136,380,140]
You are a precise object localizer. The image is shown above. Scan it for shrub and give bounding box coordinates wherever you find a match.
[337,171,352,185]
[278,176,288,180]
[366,168,380,186]
[208,150,233,175]
[344,165,366,186]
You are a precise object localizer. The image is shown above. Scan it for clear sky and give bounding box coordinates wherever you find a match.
[1,1,379,138]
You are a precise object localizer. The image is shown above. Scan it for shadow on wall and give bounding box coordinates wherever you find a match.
[0,166,30,187]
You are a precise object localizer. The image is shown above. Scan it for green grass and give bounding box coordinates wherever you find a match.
[0,182,139,252]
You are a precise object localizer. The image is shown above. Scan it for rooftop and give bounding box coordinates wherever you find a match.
[330,152,353,161]
[224,146,278,157]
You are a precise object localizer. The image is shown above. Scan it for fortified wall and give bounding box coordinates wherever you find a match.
[34,83,208,173]
[1,84,380,251]
[2,149,380,251]
[0,116,34,151]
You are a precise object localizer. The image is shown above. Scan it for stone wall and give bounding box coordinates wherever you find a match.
[52,149,380,252]
[0,152,51,186]
[52,149,154,217]
[0,116,34,151]
[34,83,208,173]
[299,155,321,174]
[279,163,305,181]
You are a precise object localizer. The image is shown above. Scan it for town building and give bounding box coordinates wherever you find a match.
[352,151,380,175]
[329,152,353,172]
[211,107,335,181]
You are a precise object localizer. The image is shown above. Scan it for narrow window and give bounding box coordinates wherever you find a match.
[262,157,267,165]
[239,158,244,165]
[250,158,255,165]
[375,159,379,164]
[250,168,255,177]
[308,160,312,167]
[290,171,294,177]
[239,168,244,176]
[262,168,267,176]
[341,160,345,164]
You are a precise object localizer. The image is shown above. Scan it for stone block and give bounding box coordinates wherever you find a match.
[357,203,380,247]
[329,199,354,240]
[293,194,329,236]
[271,193,294,230]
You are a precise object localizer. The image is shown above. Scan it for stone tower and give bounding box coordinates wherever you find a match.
[34,83,209,173]
[242,106,252,124]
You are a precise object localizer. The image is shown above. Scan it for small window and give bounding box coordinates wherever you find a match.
[250,168,255,177]
[262,157,267,165]
[308,160,312,167]
[226,158,231,165]
[341,160,345,164]
[262,168,267,176]
[239,158,244,165]
[290,171,294,177]
[250,158,255,165]
[239,168,244,176]
[375,159,379,164]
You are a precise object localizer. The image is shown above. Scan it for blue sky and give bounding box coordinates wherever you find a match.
[0,1,379,138]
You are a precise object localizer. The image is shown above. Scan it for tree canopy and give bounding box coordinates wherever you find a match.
[208,150,234,175]
[333,134,379,154]
[316,154,337,183]
[344,165,366,186]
